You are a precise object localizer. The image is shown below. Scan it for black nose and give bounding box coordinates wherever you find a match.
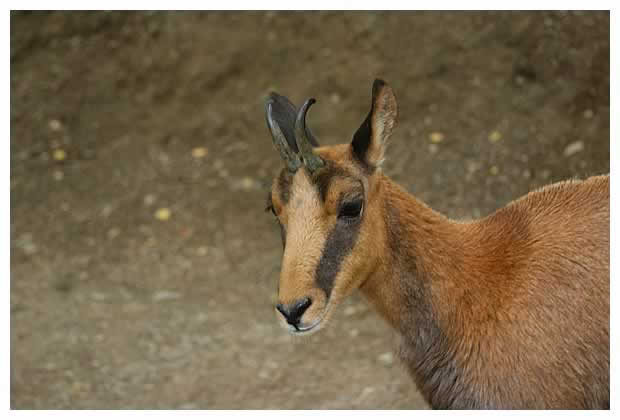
[276,297,312,327]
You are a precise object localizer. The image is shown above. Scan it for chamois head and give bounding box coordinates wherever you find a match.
[264,79,398,335]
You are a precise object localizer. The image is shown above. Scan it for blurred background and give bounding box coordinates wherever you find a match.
[10,11,609,409]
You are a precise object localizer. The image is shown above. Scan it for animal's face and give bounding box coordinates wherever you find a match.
[264,79,398,335]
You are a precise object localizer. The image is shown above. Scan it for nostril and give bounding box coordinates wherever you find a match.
[276,297,313,326]
[297,297,312,315]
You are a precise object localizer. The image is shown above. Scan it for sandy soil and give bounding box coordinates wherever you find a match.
[10,11,609,409]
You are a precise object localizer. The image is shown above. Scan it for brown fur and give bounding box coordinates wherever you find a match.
[363,173,610,408]
[267,80,609,409]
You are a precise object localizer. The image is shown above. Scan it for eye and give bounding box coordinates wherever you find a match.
[338,198,363,220]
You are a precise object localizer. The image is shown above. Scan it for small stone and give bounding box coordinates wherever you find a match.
[349,329,359,338]
[423,116,433,126]
[583,109,594,119]
[143,194,156,207]
[107,228,121,239]
[488,130,502,143]
[515,75,526,86]
[489,166,499,176]
[428,144,439,154]
[429,132,444,143]
[196,246,208,256]
[523,169,532,179]
[563,141,584,157]
[48,119,63,131]
[238,177,256,191]
[191,147,208,158]
[53,149,66,161]
[155,208,171,221]
[330,93,341,104]
[344,306,357,316]
[91,292,107,302]
[52,170,64,181]
[152,290,182,302]
[16,233,37,255]
[44,362,57,371]
[378,352,394,365]
[101,204,114,218]
[266,31,277,41]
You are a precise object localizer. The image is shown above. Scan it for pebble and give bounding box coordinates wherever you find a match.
[90,292,107,302]
[52,170,64,181]
[191,147,209,158]
[429,132,444,143]
[378,352,394,366]
[583,109,594,119]
[101,204,114,218]
[107,227,121,239]
[155,208,171,221]
[330,93,341,104]
[48,119,63,131]
[143,194,156,206]
[344,306,357,316]
[152,290,182,302]
[196,246,208,256]
[563,141,584,157]
[53,149,66,161]
[428,144,439,154]
[237,176,257,191]
[488,130,502,143]
[489,166,499,176]
[15,233,37,255]
[349,328,359,338]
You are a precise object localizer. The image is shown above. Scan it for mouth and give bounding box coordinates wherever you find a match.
[288,317,324,336]
[281,304,332,336]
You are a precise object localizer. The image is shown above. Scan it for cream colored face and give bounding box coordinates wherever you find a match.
[267,145,381,335]
[264,79,398,335]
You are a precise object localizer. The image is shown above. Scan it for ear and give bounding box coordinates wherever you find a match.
[351,79,398,169]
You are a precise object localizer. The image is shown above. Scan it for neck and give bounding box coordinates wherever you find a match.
[359,173,482,408]
[360,173,465,334]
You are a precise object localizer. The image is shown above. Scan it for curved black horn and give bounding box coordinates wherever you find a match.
[295,98,325,173]
[265,98,302,172]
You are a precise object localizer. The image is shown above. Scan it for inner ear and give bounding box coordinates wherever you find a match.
[351,79,398,169]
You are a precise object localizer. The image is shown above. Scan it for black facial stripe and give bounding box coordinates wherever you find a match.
[315,209,363,298]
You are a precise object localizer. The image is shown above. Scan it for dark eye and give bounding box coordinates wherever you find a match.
[338,199,363,219]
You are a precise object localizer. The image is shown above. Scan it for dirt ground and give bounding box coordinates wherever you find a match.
[10,11,609,409]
